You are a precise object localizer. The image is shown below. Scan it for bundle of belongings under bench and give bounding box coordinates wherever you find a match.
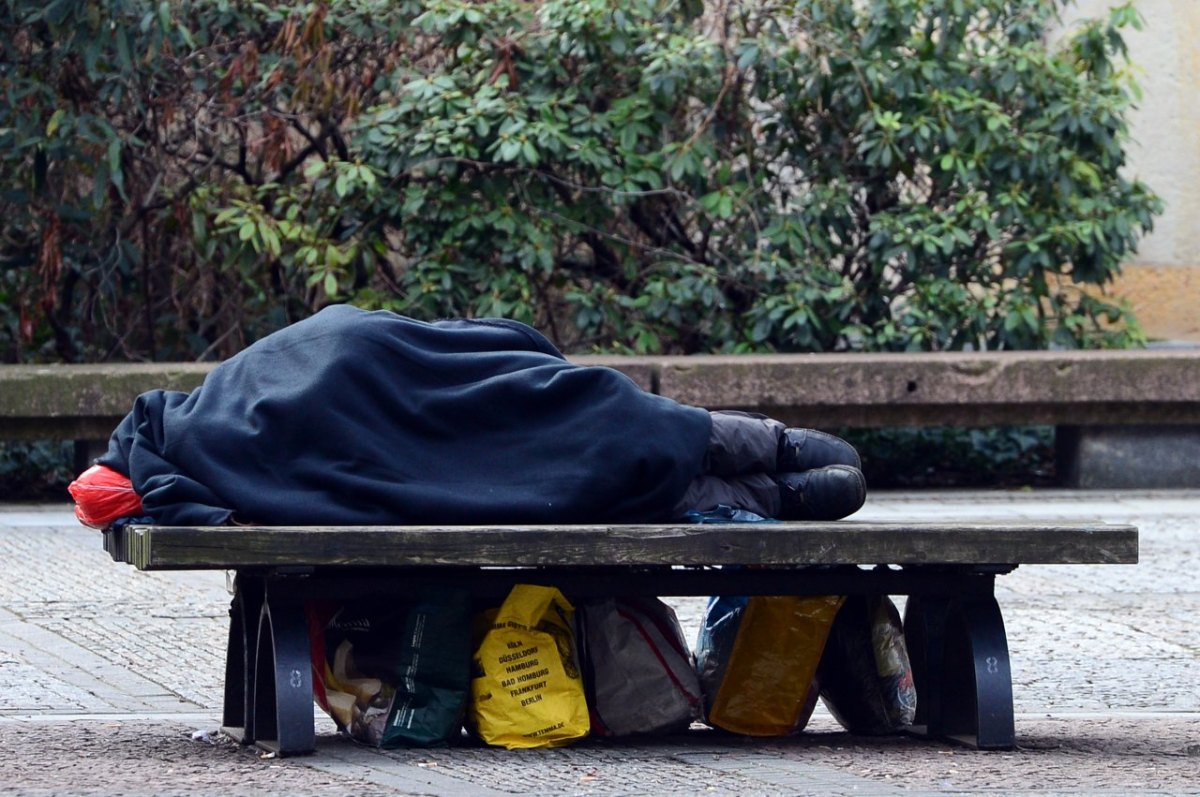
[74,466,918,748]
[73,460,917,749]
[304,583,916,749]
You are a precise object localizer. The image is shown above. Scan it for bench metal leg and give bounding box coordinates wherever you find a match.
[942,596,1015,750]
[902,595,950,737]
[221,575,263,745]
[251,586,316,756]
[904,593,1016,750]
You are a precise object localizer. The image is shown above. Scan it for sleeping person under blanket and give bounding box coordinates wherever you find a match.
[71,305,865,528]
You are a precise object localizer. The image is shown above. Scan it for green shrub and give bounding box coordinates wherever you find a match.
[1,0,412,361]
[844,426,1056,489]
[0,441,73,500]
[1,0,1161,361]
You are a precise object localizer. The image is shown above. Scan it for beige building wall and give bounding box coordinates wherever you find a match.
[1056,0,1200,343]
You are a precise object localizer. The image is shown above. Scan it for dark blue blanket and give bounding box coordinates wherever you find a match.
[99,305,711,526]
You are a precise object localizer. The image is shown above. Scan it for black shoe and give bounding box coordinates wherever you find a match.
[777,428,862,472]
[776,465,866,521]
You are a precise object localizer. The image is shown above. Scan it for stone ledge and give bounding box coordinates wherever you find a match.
[3,350,1199,440]
[1,363,212,439]
[616,350,1200,428]
[1058,425,1200,489]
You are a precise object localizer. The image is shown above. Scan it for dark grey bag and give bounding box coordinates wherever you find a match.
[577,597,704,736]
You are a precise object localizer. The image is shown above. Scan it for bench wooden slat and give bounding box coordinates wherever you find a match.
[114,521,1138,570]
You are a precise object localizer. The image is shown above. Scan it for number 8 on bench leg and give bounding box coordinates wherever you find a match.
[945,596,1015,750]
[904,593,1016,750]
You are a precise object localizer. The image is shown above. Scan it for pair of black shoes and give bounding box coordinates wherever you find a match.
[775,429,865,521]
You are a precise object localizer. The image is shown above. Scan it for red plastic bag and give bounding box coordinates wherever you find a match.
[68,464,144,529]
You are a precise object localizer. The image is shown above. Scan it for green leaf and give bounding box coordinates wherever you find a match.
[521,140,539,164]
[45,110,65,137]
[116,29,133,71]
[717,194,734,219]
[259,223,281,257]
[325,244,342,267]
[669,154,687,182]
[106,139,125,197]
[213,208,240,226]
[191,212,206,243]
[498,140,521,161]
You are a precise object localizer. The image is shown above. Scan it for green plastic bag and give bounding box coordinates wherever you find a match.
[309,589,472,747]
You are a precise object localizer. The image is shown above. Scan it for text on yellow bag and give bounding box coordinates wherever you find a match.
[468,584,590,749]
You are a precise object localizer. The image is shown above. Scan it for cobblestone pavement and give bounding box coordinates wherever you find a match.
[1,491,1197,795]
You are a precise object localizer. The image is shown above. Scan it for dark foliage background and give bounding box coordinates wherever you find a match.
[2,0,1160,364]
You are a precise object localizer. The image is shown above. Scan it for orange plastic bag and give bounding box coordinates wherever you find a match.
[68,465,144,529]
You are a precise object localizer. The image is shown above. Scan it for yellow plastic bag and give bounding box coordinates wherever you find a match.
[699,595,845,736]
[468,584,590,749]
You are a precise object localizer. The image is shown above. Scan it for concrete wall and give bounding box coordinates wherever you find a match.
[1055,0,1200,343]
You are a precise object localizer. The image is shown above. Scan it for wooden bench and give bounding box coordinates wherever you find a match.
[6,348,1200,485]
[102,519,1138,755]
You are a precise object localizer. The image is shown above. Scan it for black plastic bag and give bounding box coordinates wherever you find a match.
[818,595,917,735]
